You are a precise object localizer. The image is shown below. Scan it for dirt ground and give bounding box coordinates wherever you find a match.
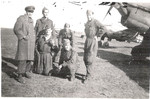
[1,28,150,98]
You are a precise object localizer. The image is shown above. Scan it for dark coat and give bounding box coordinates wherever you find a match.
[58,29,75,47]
[55,48,79,77]
[13,14,36,60]
[34,17,54,38]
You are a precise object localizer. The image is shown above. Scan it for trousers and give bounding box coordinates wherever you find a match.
[84,38,98,77]
[18,60,32,74]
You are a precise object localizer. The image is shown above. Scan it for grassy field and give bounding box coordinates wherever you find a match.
[1,28,149,98]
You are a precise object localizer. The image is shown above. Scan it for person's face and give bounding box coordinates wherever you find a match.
[87,13,93,21]
[26,11,33,18]
[42,9,49,18]
[64,44,71,51]
[50,39,55,46]
[46,28,52,36]
[64,26,70,32]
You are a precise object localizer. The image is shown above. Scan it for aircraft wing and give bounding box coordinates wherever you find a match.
[101,29,139,42]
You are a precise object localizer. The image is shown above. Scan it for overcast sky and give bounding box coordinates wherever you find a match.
[1,0,149,32]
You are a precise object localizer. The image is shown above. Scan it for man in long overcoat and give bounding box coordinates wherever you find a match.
[13,6,36,83]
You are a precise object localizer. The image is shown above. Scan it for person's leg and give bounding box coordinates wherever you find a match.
[17,60,26,83]
[84,39,97,81]
[37,54,44,74]
[67,64,76,81]
[43,53,52,76]
[86,63,93,79]
[24,60,33,79]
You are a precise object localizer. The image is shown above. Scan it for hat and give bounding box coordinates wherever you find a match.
[25,6,35,12]
[63,39,70,46]
[86,10,94,15]
[42,7,49,13]
[64,23,70,28]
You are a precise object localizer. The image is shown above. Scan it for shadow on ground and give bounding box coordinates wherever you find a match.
[2,57,18,79]
[97,49,150,92]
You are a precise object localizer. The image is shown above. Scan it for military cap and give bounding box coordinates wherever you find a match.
[25,6,35,12]
[86,10,94,15]
[64,23,70,28]
[63,39,70,46]
[42,7,49,13]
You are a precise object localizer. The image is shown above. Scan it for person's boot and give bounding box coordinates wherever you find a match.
[69,75,75,81]
[24,72,31,79]
[17,74,25,84]
[82,74,92,84]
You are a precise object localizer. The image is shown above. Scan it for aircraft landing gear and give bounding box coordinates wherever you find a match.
[98,40,109,48]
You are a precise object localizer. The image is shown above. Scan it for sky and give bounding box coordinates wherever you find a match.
[1,0,149,33]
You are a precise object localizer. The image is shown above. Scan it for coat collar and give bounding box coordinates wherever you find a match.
[40,17,49,23]
[24,14,33,23]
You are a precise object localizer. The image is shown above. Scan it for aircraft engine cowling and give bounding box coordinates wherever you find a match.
[121,6,150,33]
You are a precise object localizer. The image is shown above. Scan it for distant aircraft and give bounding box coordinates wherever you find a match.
[99,2,150,61]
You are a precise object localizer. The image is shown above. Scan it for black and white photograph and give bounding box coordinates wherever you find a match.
[1,0,150,98]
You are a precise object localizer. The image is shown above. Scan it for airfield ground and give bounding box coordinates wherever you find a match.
[1,28,149,98]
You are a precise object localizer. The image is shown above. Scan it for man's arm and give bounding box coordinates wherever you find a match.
[58,30,63,49]
[13,17,26,40]
[34,20,39,36]
[95,20,108,37]
[62,50,77,66]
[71,30,75,47]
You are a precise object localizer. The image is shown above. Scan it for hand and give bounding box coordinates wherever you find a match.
[23,35,29,40]
[30,61,34,65]
[47,28,52,34]
[58,65,62,70]
[50,39,55,46]
[62,61,67,67]
[94,36,98,41]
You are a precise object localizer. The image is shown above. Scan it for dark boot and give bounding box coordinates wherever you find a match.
[69,75,75,81]
[24,72,31,79]
[17,74,25,84]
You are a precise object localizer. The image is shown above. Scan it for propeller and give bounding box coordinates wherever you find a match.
[103,6,113,21]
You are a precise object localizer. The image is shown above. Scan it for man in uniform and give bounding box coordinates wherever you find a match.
[35,7,55,38]
[54,39,78,81]
[58,23,75,49]
[34,7,58,72]
[13,6,36,83]
[83,10,108,82]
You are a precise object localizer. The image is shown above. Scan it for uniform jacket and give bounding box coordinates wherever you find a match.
[58,29,74,47]
[34,17,54,38]
[55,48,78,67]
[84,19,107,65]
[13,14,35,60]
[37,35,58,54]
[84,19,107,39]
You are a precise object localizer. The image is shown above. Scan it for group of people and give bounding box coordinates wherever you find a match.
[13,6,108,84]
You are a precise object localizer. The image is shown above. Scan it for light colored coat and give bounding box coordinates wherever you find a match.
[13,14,36,60]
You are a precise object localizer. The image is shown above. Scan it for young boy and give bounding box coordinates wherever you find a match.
[35,27,58,76]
